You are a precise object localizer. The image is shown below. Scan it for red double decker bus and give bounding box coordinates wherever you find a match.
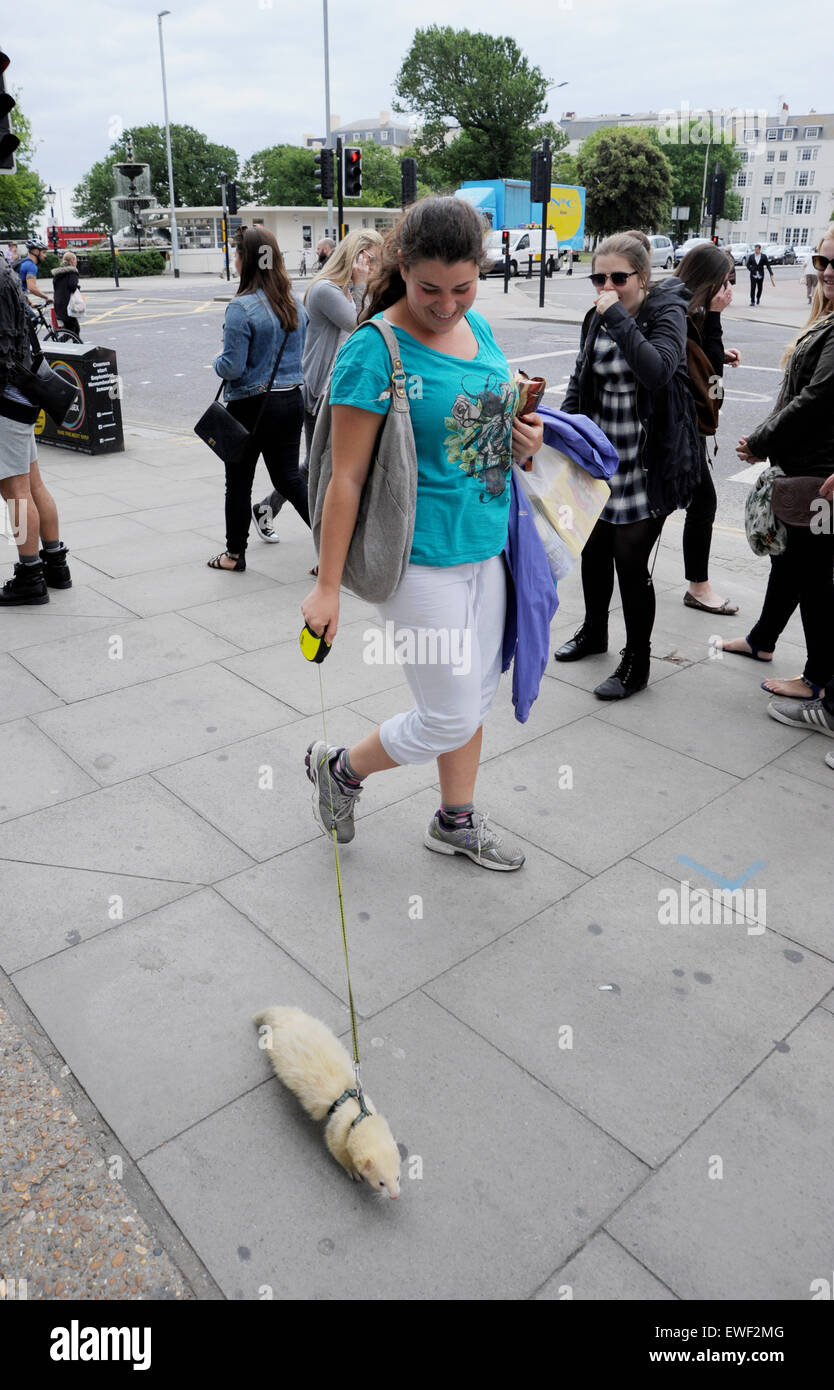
[46,225,108,250]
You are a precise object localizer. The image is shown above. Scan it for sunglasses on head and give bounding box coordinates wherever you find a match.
[812,254,834,271]
[589,270,639,288]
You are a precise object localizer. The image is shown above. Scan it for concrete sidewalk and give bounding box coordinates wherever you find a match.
[1,426,832,1302]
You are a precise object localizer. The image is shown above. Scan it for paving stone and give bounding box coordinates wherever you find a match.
[0,718,97,823]
[15,613,241,703]
[0,863,195,973]
[535,1231,676,1300]
[57,514,158,551]
[140,991,647,1300]
[425,859,834,1166]
[219,785,585,1015]
[0,611,120,656]
[187,582,374,653]
[87,562,277,620]
[73,528,221,580]
[13,888,341,1158]
[769,730,834,791]
[471,716,736,876]
[32,665,297,785]
[128,501,226,535]
[0,654,63,723]
[607,1008,834,1300]
[0,776,252,881]
[634,764,834,960]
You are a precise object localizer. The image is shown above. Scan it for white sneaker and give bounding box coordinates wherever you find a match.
[252,502,280,543]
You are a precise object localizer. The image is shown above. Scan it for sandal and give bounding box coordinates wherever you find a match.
[760,675,824,699]
[207,551,245,572]
[714,633,772,662]
[684,592,739,615]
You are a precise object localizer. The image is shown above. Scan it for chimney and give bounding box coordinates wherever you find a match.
[329,113,340,132]
[379,110,390,125]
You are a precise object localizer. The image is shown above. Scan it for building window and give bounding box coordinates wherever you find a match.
[302,224,312,248]
[779,150,788,161]
[380,130,388,141]
[763,173,773,185]
[770,232,778,242]
[760,199,769,216]
[783,126,795,140]
[784,227,792,243]
[743,197,750,220]
[773,197,782,213]
[739,151,749,163]
[766,127,777,141]
[799,228,809,244]
[796,170,814,186]
[736,172,748,187]
[804,126,821,138]
[743,128,759,141]
[766,151,775,162]
[776,172,786,184]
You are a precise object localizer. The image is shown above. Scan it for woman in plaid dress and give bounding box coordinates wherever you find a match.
[555,232,699,699]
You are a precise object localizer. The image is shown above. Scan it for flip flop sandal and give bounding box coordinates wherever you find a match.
[207,551,246,572]
[715,633,772,662]
[760,676,823,698]
[684,592,739,615]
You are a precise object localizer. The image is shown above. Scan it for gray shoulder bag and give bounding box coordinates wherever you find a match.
[307,317,418,604]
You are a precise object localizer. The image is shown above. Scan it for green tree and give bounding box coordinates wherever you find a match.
[576,127,673,239]
[0,93,45,238]
[73,124,239,229]
[241,144,318,206]
[394,26,567,184]
[654,122,742,234]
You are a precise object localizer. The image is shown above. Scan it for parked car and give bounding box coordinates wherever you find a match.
[673,236,712,265]
[727,242,753,265]
[794,245,814,265]
[647,234,674,269]
[482,228,561,277]
[767,243,797,265]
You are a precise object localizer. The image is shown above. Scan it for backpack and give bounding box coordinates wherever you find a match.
[307,318,418,603]
[685,334,723,436]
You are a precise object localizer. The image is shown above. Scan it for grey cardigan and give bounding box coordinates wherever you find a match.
[301,278,362,415]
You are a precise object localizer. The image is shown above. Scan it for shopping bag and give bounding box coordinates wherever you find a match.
[513,443,610,580]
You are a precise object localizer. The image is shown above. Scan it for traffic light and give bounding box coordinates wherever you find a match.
[227,181,238,215]
[313,147,334,200]
[0,50,21,172]
[501,230,510,256]
[343,146,362,198]
[707,164,726,218]
[401,156,417,208]
[530,148,549,204]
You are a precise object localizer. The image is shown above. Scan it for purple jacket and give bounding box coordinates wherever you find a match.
[502,471,558,723]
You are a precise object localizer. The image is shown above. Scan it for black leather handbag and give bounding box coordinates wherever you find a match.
[195,329,289,464]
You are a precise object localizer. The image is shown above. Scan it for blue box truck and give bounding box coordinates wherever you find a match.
[456,178,586,257]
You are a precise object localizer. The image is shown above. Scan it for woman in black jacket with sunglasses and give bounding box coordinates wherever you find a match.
[555,231,700,700]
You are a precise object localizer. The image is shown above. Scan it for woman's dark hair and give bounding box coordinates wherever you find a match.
[591,233,652,292]
[675,242,732,318]
[360,196,489,321]
[233,226,298,332]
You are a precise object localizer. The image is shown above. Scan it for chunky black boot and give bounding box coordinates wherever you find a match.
[554,622,608,663]
[0,560,50,606]
[594,647,650,700]
[39,545,72,589]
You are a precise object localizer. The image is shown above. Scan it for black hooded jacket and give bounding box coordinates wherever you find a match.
[562,277,702,516]
[0,259,38,423]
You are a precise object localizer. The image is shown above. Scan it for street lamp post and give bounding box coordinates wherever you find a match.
[322,0,333,242]
[46,184,58,252]
[157,10,180,278]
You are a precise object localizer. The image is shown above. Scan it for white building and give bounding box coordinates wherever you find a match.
[303,110,416,155]
[729,114,833,250]
[151,204,399,274]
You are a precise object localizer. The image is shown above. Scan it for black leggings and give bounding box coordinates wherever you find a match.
[581,514,665,657]
[748,523,834,688]
[682,438,716,583]
[224,388,309,553]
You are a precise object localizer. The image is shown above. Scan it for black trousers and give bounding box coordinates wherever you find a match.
[748,524,834,688]
[581,514,665,658]
[259,408,316,520]
[749,273,764,305]
[225,388,309,553]
[682,437,716,583]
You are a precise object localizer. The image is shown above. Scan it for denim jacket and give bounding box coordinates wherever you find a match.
[214,288,307,401]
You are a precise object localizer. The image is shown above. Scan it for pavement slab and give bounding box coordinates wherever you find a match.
[425,858,834,1166]
[139,991,647,1301]
[85,561,278,620]
[535,1231,676,1301]
[0,718,98,823]
[0,654,64,723]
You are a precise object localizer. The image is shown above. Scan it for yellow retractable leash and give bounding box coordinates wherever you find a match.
[299,623,370,1120]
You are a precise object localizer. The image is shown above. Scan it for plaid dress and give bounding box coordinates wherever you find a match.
[590,326,650,524]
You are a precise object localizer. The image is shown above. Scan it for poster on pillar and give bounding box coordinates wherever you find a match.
[33,343,125,454]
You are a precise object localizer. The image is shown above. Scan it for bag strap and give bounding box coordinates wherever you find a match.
[362,317,410,415]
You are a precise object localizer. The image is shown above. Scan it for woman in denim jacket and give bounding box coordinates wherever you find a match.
[207,226,309,571]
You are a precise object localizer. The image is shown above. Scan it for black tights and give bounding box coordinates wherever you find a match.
[581,515,665,657]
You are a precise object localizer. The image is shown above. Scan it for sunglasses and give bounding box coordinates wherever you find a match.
[589,270,639,288]
[812,255,834,271]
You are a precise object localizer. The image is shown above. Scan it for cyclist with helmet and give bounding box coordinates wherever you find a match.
[18,241,51,310]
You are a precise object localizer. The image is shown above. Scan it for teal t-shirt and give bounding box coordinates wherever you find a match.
[329,309,518,566]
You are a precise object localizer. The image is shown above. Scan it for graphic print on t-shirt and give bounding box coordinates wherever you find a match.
[444,371,517,502]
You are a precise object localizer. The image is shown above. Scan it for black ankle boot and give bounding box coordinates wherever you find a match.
[39,545,72,590]
[594,648,650,700]
[554,622,608,662]
[0,560,50,606]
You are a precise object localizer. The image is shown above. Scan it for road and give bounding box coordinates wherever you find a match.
[71,266,803,533]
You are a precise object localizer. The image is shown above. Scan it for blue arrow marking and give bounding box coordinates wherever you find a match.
[676,857,767,891]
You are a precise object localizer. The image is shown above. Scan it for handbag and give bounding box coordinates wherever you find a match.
[13,354,80,426]
[307,318,418,603]
[771,475,831,529]
[194,323,289,465]
[67,288,86,316]
[744,464,787,556]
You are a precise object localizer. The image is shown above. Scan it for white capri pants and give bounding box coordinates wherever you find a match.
[375,554,507,765]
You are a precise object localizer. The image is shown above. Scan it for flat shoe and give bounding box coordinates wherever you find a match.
[760,677,823,699]
[713,635,772,662]
[684,592,739,615]
[207,551,245,572]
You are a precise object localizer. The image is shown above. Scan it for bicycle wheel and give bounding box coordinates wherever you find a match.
[51,330,82,344]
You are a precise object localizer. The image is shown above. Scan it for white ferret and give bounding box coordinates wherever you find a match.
[253,1006,401,1200]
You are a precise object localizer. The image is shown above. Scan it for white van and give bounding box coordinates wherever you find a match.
[482,228,561,277]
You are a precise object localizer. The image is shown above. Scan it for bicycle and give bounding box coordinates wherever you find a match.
[28,300,82,344]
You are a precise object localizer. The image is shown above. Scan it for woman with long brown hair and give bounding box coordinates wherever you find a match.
[207,226,309,571]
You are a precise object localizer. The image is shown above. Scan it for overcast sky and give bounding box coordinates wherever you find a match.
[10,0,827,220]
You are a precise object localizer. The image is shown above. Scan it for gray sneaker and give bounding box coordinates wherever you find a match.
[305,742,361,843]
[424,811,525,871]
[767,697,834,736]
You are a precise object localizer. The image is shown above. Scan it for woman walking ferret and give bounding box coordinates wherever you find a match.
[253,1007,401,1199]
